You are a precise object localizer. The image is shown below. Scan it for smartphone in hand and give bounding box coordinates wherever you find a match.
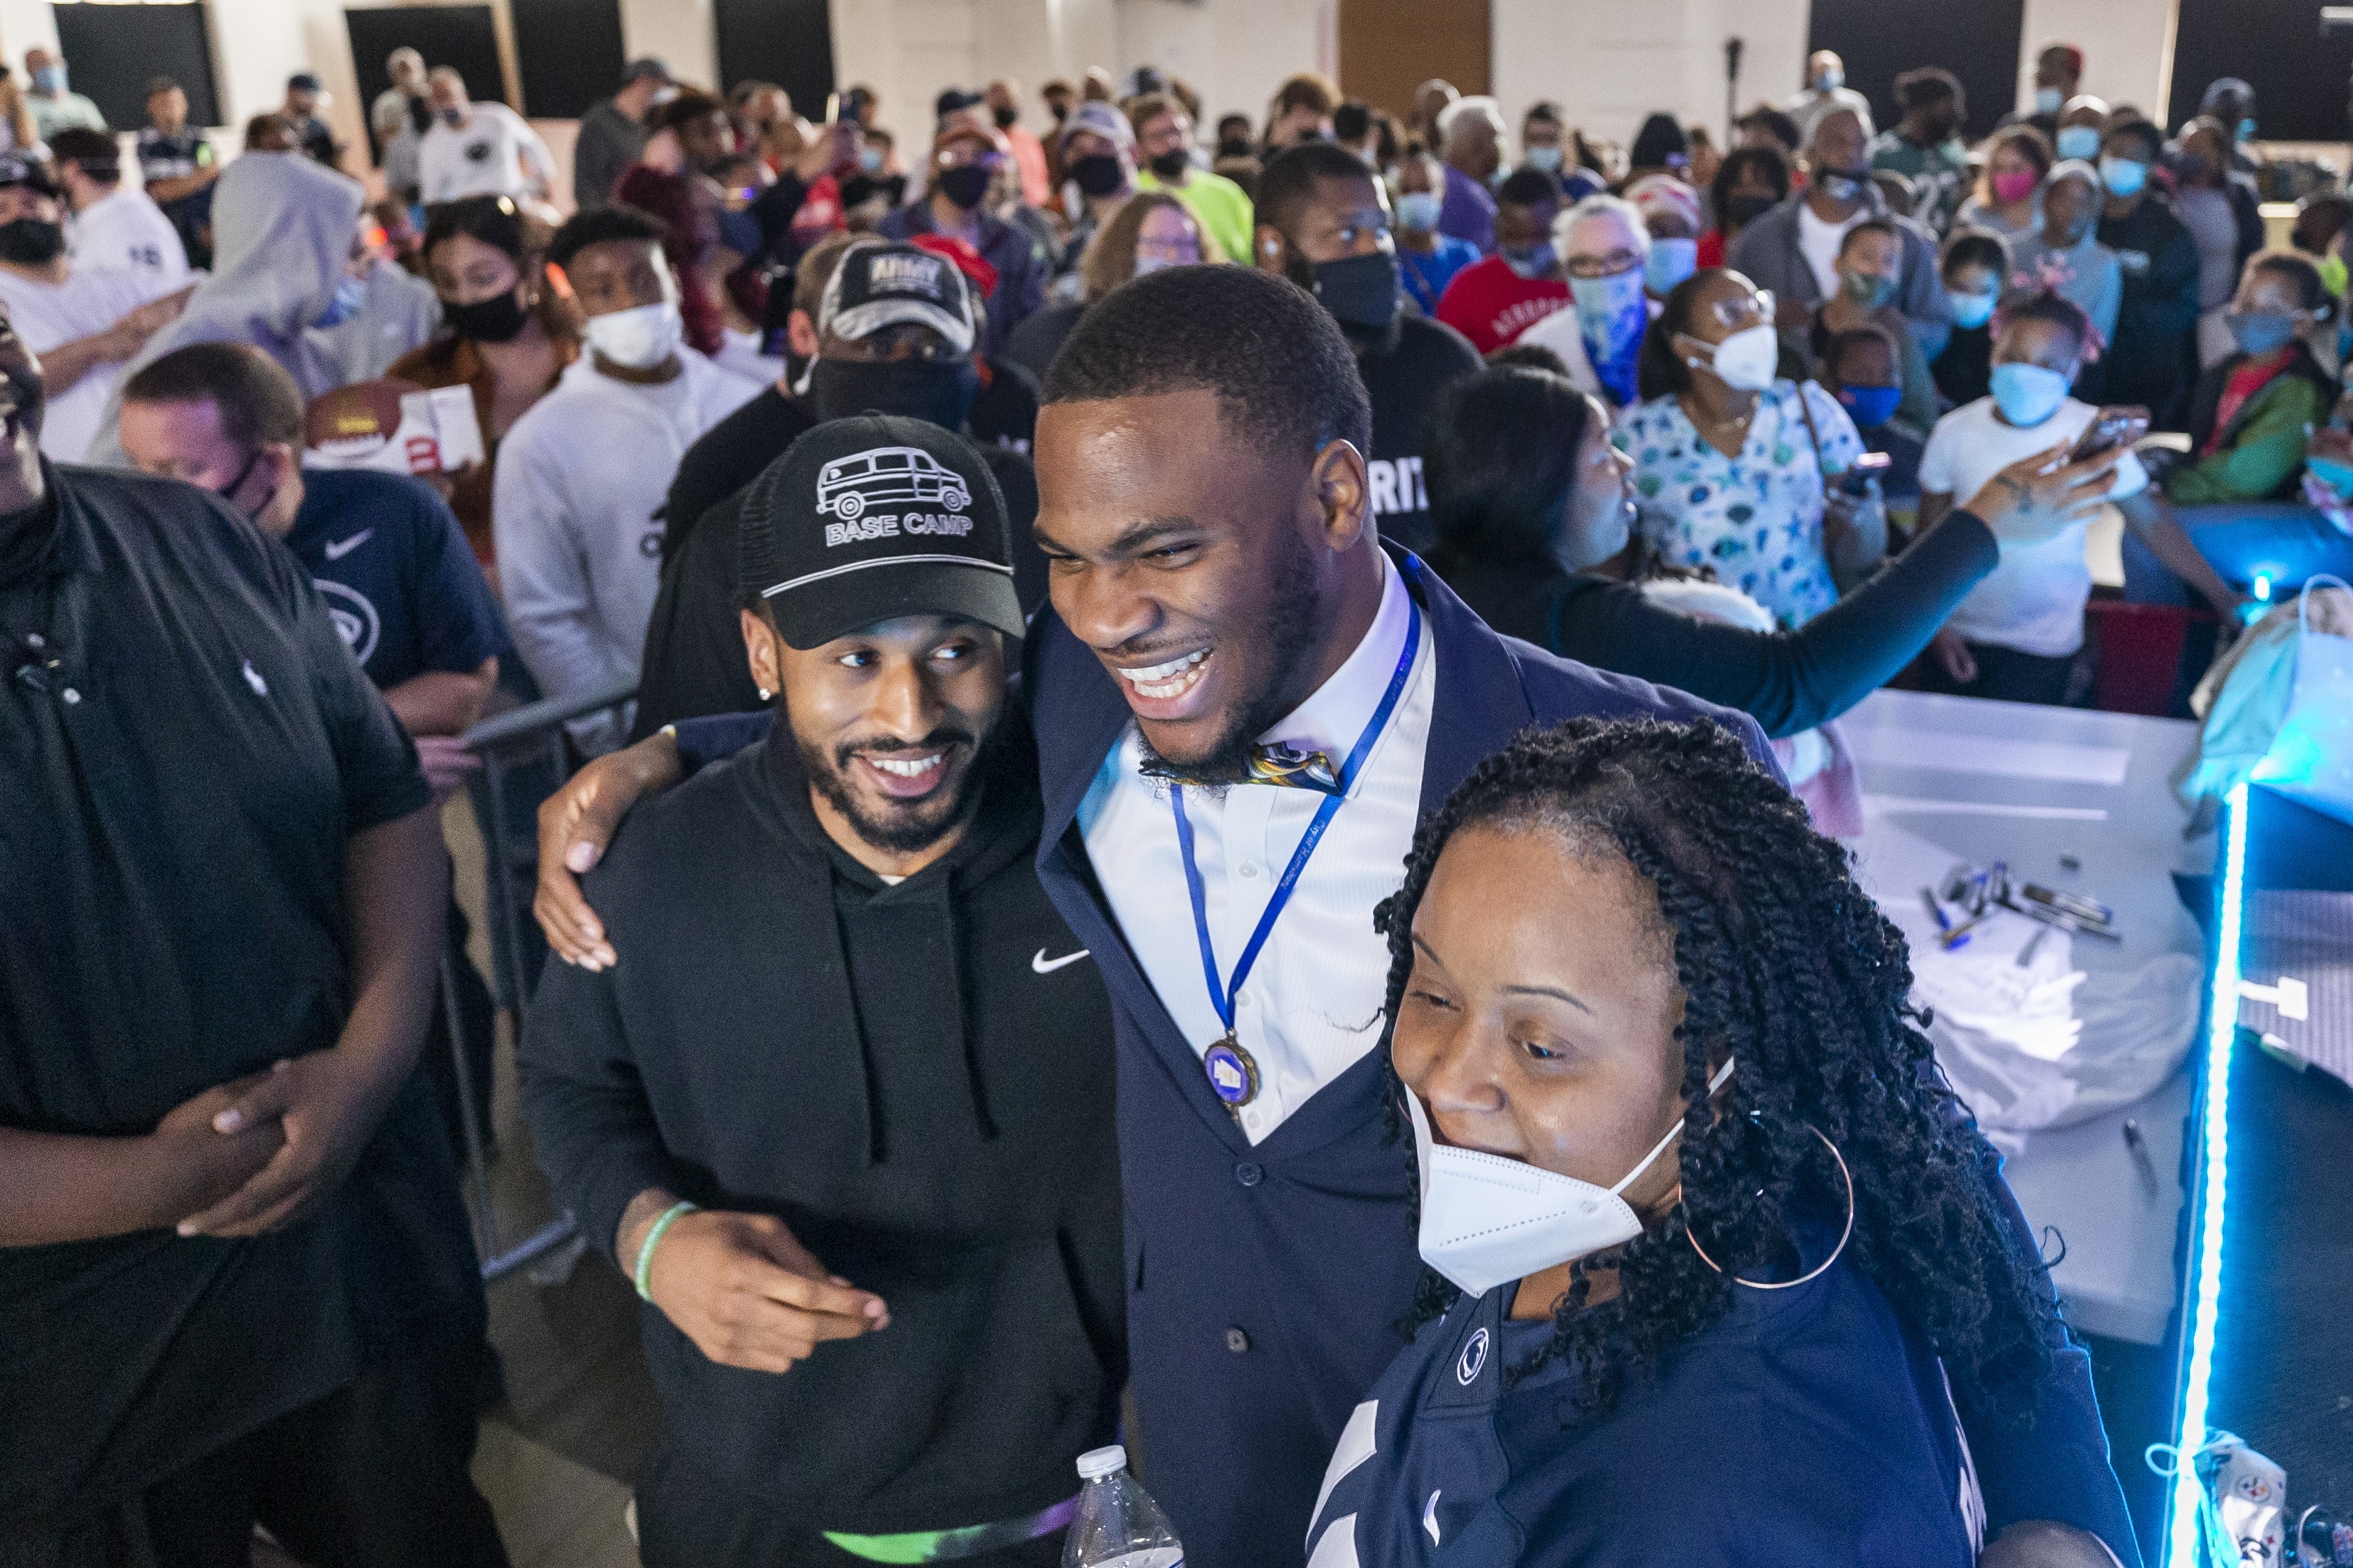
[2067,405,2151,464]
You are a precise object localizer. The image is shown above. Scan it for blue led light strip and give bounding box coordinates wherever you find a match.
[2167,781,2250,1567]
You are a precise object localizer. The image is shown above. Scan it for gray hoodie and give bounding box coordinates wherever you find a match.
[91,151,364,464]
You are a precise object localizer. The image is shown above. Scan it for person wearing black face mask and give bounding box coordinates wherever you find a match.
[1252,140,1481,556]
[1131,92,1253,265]
[389,194,579,572]
[1728,107,1952,361]
[984,78,1052,205]
[1047,102,1139,286]
[633,238,1051,736]
[0,153,192,462]
[877,122,1049,358]
[1702,143,1793,267]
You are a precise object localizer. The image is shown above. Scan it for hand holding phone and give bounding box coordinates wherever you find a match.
[2066,405,2150,466]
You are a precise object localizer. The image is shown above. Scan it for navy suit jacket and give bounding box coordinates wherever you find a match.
[1022,546,2140,1568]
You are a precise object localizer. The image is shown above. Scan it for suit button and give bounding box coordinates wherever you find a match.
[1225,1326,1250,1354]
[1235,1161,1263,1187]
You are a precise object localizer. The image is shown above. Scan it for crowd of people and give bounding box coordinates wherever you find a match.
[3,28,2343,1568]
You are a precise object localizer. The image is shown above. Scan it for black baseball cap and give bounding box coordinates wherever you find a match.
[819,240,979,353]
[623,58,673,86]
[740,415,1023,650]
[0,154,56,197]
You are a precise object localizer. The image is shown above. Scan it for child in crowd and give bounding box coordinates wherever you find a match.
[2164,251,2336,506]
[1820,326,1925,503]
[1931,229,2008,408]
[1914,290,2233,704]
[1810,218,1939,432]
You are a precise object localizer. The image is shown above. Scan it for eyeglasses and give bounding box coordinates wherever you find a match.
[1565,247,1644,279]
[936,148,1008,171]
[1705,289,1774,330]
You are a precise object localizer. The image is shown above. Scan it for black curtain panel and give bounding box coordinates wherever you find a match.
[344,5,504,118]
[2169,0,2353,141]
[714,0,837,122]
[1805,0,2027,144]
[510,0,626,120]
[52,1,221,130]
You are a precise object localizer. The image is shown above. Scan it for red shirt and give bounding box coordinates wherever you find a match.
[2204,351,2292,456]
[1434,257,1571,355]
[1697,230,1727,268]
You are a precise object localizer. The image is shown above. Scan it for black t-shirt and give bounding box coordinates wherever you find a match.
[0,466,427,1519]
[1933,322,1993,409]
[662,384,814,568]
[1356,314,1483,558]
[2091,196,2202,425]
[632,446,1046,739]
[283,469,507,692]
[1003,302,1086,386]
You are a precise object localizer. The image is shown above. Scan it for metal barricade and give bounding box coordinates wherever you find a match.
[442,677,636,1283]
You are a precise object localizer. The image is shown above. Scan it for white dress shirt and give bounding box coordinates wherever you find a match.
[1077,552,1434,1144]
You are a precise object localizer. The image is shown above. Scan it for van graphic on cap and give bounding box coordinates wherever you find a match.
[817,446,971,523]
[740,414,1023,650]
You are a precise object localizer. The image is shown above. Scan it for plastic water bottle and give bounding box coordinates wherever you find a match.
[1061,1445,1185,1568]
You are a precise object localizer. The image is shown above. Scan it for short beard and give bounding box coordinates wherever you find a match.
[1136,520,1325,787]
[799,722,989,856]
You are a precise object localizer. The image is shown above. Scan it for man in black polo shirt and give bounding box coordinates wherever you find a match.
[118,340,512,1154]
[0,309,506,1561]
[520,416,1121,1568]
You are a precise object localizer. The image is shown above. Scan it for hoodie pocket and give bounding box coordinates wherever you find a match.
[658,1228,1110,1529]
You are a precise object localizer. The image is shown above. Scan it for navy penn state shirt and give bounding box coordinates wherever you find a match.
[282,468,507,692]
[1305,1259,1985,1568]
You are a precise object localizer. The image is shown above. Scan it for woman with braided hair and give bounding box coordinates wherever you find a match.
[1304,717,2137,1568]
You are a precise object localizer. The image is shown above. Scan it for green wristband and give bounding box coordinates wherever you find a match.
[634,1200,698,1302]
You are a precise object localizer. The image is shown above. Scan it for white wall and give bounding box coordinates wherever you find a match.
[1488,0,2184,157]
[2014,0,2179,127]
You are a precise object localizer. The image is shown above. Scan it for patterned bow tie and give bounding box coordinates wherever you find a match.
[1162,742,1342,795]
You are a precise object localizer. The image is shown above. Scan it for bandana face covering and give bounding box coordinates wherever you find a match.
[1410,1057,1737,1297]
[1570,267,1647,406]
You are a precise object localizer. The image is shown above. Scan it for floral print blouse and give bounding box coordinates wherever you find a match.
[1617,379,1862,627]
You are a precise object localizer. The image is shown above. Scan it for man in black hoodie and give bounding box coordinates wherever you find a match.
[518,416,1121,1568]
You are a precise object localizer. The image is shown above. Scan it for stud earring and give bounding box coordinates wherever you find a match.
[758,686,773,701]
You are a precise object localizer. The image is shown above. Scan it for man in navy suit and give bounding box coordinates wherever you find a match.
[533,267,2139,1568]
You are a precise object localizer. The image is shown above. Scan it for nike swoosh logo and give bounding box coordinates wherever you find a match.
[322,529,373,560]
[1031,948,1091,974]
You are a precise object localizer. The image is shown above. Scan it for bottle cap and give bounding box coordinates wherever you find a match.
[1076,1445,1128,1481]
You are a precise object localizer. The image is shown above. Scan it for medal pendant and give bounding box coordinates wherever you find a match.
[1203,1034,1260,1109]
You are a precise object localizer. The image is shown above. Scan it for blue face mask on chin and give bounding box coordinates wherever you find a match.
[313,273,369,330]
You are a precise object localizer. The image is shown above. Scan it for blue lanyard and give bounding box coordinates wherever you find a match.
[1170,596,1421,1035]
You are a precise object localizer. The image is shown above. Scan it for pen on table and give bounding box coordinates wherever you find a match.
[2122,1119,2160,1197]
[1921,888,1972,950]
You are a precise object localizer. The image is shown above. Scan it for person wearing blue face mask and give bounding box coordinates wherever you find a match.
[1997,43,2084,143]
[1934,230,2007,407]
[1516,194,1653,410]
[1780,49,1875,146]
[89,149,381,466]
[20,47,104,144]
[1916,289,2239,702]
[1812,218,1941,432]
[2016,163,2123,349]
[2052,96,2109,167]
[1392,144,1480,315]
[2200,78,2263,177]
[2086,118,2200,423]
[1434,168,1570,355]
[2120,252,2342,605]
[1823,326,1926,495]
